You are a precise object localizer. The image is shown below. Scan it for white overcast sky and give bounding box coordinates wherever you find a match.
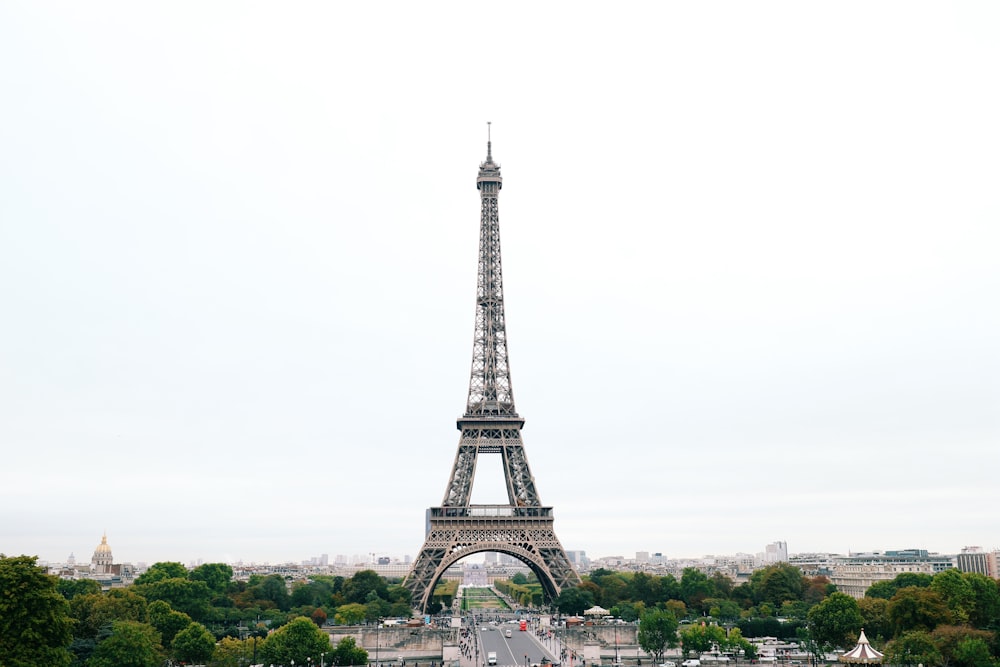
[1,2,998,567]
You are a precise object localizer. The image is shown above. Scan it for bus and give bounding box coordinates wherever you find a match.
[519,620,527,631]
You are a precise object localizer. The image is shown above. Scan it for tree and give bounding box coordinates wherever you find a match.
[70,588,148,638]
[857,597,890,642]
[952,637,997,667]
[806,592,863,650]
[723,627,755,661]
[0,554,74,667]
[211,636,253,667]
[135,577,212,620]
[929,625,996,666]
[88,620,162,667]
[172,621,216,664]
[636,608,679,663]
[883,630,943,667]
[249,573,292,610]
[312,606,329,626]
[752,563,806,606]
[553,586,594,615]
[888,586,952,635]
[343,570,389,604]
[57,577,102,600]
[664,599,687,621]
[330,635,369,666]
[147,599,193,646]
[965,572,1000,629]
[679,623,725,657]
[931,568,976,625]
[335,602,368,625]
[706,598,741,622]
[189,562,234,594]
[627,572,658,607]
[680,568,714,612]
[259,616,332,665]
[134,561,187,585]
[866,572,933,600]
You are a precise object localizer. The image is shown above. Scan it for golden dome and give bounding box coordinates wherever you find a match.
[94,533,112,553]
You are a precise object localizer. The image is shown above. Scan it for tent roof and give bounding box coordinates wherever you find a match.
[583,605,609,615]
[838,629,884,664]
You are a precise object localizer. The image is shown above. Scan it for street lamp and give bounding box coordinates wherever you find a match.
[321,652,326,667]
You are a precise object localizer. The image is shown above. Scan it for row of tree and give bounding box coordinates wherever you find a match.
[1,554,376,667]
[550,564,1000,667]
[553,563,833,621]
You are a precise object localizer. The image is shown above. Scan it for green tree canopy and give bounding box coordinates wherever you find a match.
[135,576,212,621]
[56,577,102,600]
[636,608,679,663]
[343,570,389,604]
[134,561,187,585]
[888,586,952,635]
[680,568,714,611]
[884,630,943,667]
[171,621,216,664]
[806,592,863,650]
[147,599,193,646]
[680,623,726,656]
[70,588,148,638]
[0,554,74,667]
[857,597,890,642]
[930,568,976,625]
[188,562,234,594]
[865,572,933,600]
[330,635,369,666]
[553,586,594,615]
[751,563,806,606]
[335,602,369,625]
[260,616,332,665]
[88,620,162,667]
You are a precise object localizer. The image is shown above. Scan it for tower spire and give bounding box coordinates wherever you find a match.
[468,128,512,417]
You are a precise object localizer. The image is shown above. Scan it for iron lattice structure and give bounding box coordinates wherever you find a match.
[404,139,580,612]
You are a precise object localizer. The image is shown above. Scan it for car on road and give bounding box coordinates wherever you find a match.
[658,663,676,667]
[681,661,701,667]
[506,629,512,637]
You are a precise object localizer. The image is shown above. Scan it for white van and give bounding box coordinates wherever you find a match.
[488,653,497,665]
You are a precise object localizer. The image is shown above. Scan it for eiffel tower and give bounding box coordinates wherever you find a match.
[404,133,580,612]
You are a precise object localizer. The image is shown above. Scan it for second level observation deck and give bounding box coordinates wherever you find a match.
[430,505,553,520]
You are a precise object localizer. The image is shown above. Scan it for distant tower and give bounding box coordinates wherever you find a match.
[91,533,113,574]
[403,134,580,612]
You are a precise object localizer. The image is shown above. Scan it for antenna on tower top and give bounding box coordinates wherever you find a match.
[487,121,492,161]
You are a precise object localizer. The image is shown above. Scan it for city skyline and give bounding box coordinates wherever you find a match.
[2,3,998,567]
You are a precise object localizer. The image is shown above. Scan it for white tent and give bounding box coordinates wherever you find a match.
[838,629,884,664]
[583,605,610,616]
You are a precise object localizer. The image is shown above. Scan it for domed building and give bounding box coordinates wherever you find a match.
[91,533,114,574]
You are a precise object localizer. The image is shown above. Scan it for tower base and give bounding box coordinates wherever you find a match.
[405,505,580,612]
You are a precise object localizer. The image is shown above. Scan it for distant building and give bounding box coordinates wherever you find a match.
[463,562,488,586]
[957,546,998,578]
[764,541,788,563]
[92,533,114,574]
[829,550,955,598]
[635,551,650,564]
